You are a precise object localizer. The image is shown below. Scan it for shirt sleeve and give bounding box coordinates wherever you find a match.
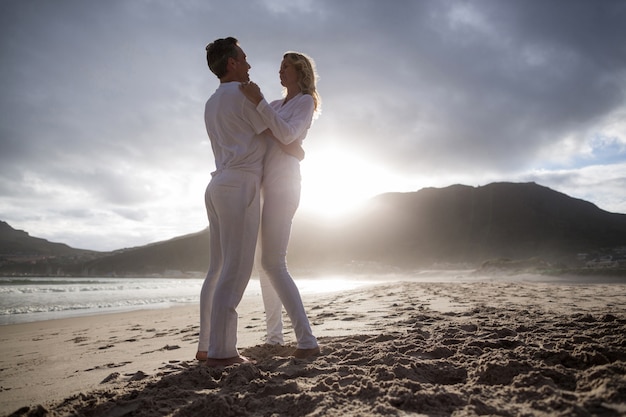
[241,95,269,135]
[255,95,314,145]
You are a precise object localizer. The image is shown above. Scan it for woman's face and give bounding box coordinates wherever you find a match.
[279,58,299,90]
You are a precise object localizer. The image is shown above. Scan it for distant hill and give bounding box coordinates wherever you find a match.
[0,221,209,277]
[291,182,626,269]
[82,229,210,277]
[0,221,94,257]
[1,182,625,276]
[0,221,101,275]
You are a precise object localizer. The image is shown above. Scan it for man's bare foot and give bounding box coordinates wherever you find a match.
[205,355,255,368]
[292,346,321,359]
[196,351,207,361]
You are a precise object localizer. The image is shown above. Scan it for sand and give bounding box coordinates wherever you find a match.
[1,274,626,416]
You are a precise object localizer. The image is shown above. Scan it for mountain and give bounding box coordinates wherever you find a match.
[82,229,210,277]
[0,221,102,275]
[294,182,626,269]
[1,182,625,276]
[0,221,209,277]
[0,221,95,257]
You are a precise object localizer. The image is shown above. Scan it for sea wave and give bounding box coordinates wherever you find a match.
[0,275,388,325]
[0,296,199,316]
[0,277,206,324]
[0,278,109,286]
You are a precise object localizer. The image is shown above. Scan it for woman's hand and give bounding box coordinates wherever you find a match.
[239,81,263,105]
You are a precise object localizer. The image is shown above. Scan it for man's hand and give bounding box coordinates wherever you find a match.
[278,140,305,161]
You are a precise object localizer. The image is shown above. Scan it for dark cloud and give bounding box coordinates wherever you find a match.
[315,0,626,173]
[0,0,624,249]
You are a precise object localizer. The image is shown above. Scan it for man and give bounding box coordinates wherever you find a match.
[196,37,268,367]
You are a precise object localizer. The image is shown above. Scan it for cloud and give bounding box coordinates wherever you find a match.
[1,0,625,250]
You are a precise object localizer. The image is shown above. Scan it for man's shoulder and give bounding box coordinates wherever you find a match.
[218,82,241,93]
[208,83,244,106]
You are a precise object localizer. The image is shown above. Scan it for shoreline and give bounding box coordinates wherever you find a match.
[2,277,626,416]
[0,275,393,327]
[3,270,625,328]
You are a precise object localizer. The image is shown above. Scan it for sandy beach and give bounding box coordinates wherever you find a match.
[2,274,626,416]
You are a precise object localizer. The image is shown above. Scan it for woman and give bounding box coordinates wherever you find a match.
[241,52,321,359]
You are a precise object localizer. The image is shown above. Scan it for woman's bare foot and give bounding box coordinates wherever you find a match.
[196,351,208,361]
[205,355,255,368]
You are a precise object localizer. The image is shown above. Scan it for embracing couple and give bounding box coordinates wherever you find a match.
[196,37,321,367]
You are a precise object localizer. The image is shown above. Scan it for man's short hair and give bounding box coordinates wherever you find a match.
[205,37,239,78]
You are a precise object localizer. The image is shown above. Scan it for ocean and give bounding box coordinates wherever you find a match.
[0,275,384,326]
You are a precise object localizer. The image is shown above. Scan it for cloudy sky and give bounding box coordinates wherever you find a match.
[1,0,625,252]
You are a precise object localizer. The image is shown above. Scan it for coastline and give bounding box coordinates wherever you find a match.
[2,276,626,416]
[0,275,391,326]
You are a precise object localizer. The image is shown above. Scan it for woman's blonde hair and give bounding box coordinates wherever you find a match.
[283,52,321,117]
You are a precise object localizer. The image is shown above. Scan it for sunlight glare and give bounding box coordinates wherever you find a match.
[298,146,398,219]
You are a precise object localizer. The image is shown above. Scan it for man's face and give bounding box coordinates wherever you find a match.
[231,46,251,82]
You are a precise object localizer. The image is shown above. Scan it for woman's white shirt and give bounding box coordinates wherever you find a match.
[257,93,315,187]
[256,93,314,145]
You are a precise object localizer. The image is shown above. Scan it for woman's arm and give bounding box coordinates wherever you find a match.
[240,82,314,145]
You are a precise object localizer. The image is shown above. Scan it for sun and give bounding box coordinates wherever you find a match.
[297,145,399,219]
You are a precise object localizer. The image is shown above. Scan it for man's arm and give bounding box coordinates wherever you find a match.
[263,129,305,161]
[279,141,305,161]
